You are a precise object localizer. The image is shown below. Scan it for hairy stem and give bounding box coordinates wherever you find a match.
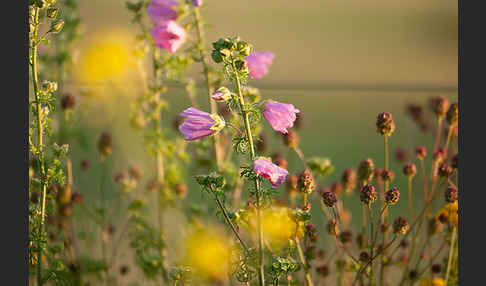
[231,59,265,286]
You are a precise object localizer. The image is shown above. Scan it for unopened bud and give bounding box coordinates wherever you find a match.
[429,96,449,118]
[211,86,232,102]
[50,19,64,33]
[381,169,395,183]
[415,146,427,159]
[47,7,58,18]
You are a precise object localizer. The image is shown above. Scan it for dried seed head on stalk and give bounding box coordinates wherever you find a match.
[338,230,353,244]
[385,187,400,205]
[393,217,409,235]
[403,162,417,178]
[341,168,357,194]
[360,184,377,205]
[438,162,453,178]
[446,102,458,126]
[429,96,450,118]
[376,112,396,136]
[298,169,315,194]
[415,146,427,159]
[381,169,395,183]
[444,186,458,203]
[321,191,337,207]
[358,158,375,184]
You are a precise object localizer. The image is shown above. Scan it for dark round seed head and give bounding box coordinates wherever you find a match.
[451,153,458,169]
[393,217,409,235]
[316,264,330,278]
[360,184,377,205]
[339,230,353,244]
[80,159,90,171]
[61,93,76,111]
[322,191,337,207]
[444,186,458,203]
[298,169,316,194]
[438,163,453,178]
[98,131,113,158]
[359,251,370,263]
[385,187,400,205]
[431,264,442,274]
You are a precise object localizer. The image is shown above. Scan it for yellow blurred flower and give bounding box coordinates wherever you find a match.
[437,201,458,227]
[184,228,232,279]
[418,278,445,286]
[243,206,302,249]
[75,29,137,84]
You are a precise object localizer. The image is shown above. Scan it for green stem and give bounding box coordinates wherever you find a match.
[31,7,48,286]
[295,237,314,286]
[444,227,457,285]
[231,59,265,286]
[367,204,375,286]
[192,5,224,170]
[212,189,249,251]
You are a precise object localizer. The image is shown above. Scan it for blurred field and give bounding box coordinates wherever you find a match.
[62,0,458,283]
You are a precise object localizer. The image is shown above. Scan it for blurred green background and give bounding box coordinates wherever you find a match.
[62,0,457,283]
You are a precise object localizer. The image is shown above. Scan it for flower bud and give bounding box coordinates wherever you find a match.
[47,7,58,18]
[360,184,377,205]
[337,231,352,245]
[283,130,299,148]
[98,132,113,158]
[438,163,453,178]
[446,103,458,126]
[42,80,58,93]
[326,219,339,236]
[61,93,75,111]
[298,169,316,194]
[358,158,375,184]
[321,191,337,207]
[393,217,409,235]
[403,162,417,178]
[444,186,458,203]
[415,146,427,159]
[238,44,251,57]
[341,168,357,194]
[50,19,64,33]
[429,96,449,118]
[385,187,400,205]
[119,265,129,276]
[376,112,396,136]
[381,169,395,183]
[211,86,232,102]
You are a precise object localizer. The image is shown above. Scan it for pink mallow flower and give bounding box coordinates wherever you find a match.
[253,157,289,188]
[193,0,203,7]
[151,21,186,53]
[179,107,225,141]
[147,0,178,23]
[245,51,274,79]
[263,101,300,134]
